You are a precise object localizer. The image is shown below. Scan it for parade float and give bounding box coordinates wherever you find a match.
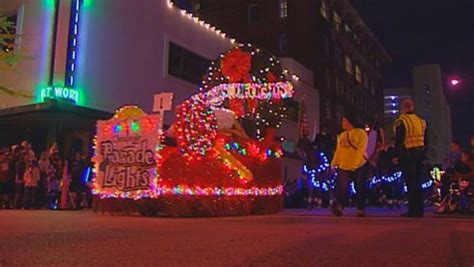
[92,45,295,217]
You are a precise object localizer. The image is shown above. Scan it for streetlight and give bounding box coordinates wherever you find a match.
[450,78,461,87]
[448,75,462,89]
[448,74,473,89]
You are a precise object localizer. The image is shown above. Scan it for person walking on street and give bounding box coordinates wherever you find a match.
[394,98,427,218]
[330,113,369,217]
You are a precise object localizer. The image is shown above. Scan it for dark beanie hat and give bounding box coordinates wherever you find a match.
[343,111,362,128]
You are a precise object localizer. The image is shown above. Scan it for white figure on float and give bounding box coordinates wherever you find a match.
[213,108,248,139]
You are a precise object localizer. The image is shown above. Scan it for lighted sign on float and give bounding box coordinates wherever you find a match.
[39,86,80,104]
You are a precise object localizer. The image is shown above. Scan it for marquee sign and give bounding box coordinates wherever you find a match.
[39,86,80,104]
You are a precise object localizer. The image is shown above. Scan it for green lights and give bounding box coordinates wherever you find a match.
[44,0,56,8]
[39,86,80,104]
[131,121,140,132]
[83,0,92,8]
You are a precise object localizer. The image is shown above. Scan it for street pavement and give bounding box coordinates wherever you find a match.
[0,208,473,267]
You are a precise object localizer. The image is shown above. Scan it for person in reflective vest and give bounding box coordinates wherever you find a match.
[394,98,427,217]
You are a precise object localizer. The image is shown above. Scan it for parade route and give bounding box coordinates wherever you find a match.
[0,209,473,266]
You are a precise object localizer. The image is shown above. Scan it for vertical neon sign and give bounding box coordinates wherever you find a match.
[65,0,82,88]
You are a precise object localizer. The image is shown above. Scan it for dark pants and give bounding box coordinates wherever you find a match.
[24,186,37,209]
[401,148,424,215]
[336,163,369,210]
[14,183,24,209]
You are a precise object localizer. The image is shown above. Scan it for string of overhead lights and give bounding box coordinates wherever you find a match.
[166,0,236,44]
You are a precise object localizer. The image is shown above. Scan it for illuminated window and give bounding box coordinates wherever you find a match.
[333,11,342,30]
[0,13,17,53]
[279,34,288,54]
[168,42,210,85]
[344,24,352,32]
[355,65,362,83]
[280,0,288,18]
[249,4,260,24]
[344,55,353,75]
[320,0,329,19]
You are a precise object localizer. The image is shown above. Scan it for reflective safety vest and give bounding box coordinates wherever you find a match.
[395,114,426,148]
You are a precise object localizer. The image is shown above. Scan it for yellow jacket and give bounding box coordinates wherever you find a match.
[394,114,426,148]
[331,128,368,171]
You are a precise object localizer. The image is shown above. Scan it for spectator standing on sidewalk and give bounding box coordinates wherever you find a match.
[0,148,10,208]
[49,152,63,209]
[24,159,40,209]
[4,146,21,209]
[69,152,85,209]
[14,151,29,209]
[38,151,53,209]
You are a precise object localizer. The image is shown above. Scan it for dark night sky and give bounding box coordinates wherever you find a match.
[352,0,474,145]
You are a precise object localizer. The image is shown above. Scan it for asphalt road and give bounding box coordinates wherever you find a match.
[0,208,473,267]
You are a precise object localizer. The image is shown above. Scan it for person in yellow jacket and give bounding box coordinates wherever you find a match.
[394,98,427,218]
[330,113,369,217]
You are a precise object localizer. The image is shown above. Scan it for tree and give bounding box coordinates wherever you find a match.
[0,14,33,99]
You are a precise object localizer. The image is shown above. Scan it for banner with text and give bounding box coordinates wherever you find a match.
[94,112,161,197]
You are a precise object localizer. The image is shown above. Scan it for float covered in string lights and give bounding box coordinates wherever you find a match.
[92,46,295,217]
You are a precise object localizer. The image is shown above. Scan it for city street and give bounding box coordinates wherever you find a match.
[0,209,473,267]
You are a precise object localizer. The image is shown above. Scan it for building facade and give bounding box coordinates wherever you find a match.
[413,65,452,164]
[183,0,390,133]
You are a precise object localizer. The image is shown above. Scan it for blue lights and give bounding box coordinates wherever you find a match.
[65,0,83,88]
[302,152,333,192]
[369,171,403,187]
[82,166,92,183]
[301,152,434,194]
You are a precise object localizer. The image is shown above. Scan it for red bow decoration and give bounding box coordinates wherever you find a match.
[220,48,252,82]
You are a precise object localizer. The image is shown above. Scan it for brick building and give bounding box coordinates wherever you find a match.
[181,0,391,132]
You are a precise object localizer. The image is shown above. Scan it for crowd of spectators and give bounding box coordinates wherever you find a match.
[0,141,92,210]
